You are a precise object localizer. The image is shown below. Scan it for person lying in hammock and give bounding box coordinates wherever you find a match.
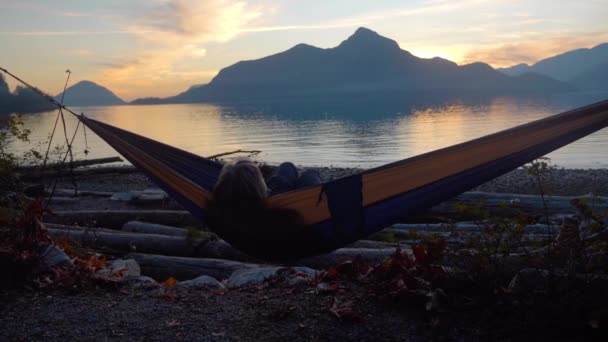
[206,158,323,259]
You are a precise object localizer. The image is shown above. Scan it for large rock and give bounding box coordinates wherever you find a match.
[227,267,282,288]
[290,266,317,278]
[226,266,318,288]
[177,275,225,290]
[95,259,141,281]
[39,243,74,269]
[128,276,160,290]
[285,267,317,288]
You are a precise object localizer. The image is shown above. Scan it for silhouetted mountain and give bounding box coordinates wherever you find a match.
[0,74,56,115]
[498,63,531,77]
[569,62,608,92]
[0,74,9,94]
[133,27,573,105]
[499,43,608,86]
[56,81,125,106]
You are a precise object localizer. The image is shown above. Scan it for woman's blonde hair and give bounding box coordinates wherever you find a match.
[212,158,268,206]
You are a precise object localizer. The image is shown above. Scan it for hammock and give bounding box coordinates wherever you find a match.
[77,100,608,259]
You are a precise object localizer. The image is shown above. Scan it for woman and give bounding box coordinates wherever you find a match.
[212,158,322,203]
[206,158,323,259]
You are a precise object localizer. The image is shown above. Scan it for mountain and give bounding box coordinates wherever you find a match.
[133,27,572,105]
[498,43,608,85]
[569,62,608,92]
[0,74,56,115]
[0,74,9,94]
[57,80,125,106]
[498,63,531,77]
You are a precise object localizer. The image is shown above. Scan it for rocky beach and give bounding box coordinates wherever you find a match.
[2,162,608,341]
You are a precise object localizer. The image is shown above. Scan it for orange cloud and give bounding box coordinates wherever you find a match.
[462,32,608,68]
[97,0,264,100]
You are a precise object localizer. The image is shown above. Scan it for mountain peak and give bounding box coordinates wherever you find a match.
[352,27,379,38]
[338,27,400,51]
[56,80,125,106]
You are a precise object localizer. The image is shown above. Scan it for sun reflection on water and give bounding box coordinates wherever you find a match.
[8,97,608,169]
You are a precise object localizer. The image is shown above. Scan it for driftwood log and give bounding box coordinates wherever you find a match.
[293,248,403,269]
[49,188,114,197]
[20,165,139,181]
[17,157,122,172]
[47,228,249,261]
[347,240,397,249]
[43,192,603,228]
[429,192,608,218]
[128,248,403,280]
[48,222,405,267]
[45,223,124,234]
[389,223,556,234]
[31,196,78,204]
[44,210,200,229]
[128,253,261,280]
[122,221,188,236]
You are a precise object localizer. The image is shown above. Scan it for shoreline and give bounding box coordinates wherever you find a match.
[53,165,608,196]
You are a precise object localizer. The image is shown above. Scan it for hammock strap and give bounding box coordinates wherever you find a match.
[323,174,366,243]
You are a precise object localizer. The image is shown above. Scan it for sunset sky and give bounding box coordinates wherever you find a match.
[1,0,607,100]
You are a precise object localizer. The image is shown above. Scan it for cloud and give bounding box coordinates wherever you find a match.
[242,0,495,34]
[0,1,99,18]
[98,0,264,99]
[462,31,608,67]
[63,49,95,57]
[0,31,137,36]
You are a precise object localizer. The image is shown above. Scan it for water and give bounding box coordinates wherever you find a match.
[6,93,608,169]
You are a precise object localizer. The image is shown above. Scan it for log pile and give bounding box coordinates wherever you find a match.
[38,184,607,282]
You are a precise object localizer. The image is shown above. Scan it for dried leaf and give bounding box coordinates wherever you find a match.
[329,297,361,322]
[413,245,428,264]
[162,277,177,288]
[326,266,339,279]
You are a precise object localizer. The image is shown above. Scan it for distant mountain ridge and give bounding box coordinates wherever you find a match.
[498,43,608,92]
[56,80,125,107]
[0,74,56,115]
[133,27,573,105]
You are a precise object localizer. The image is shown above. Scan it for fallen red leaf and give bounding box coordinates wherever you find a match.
[162,277,177,288]
[326,266,339,279]
[414,245,428,264]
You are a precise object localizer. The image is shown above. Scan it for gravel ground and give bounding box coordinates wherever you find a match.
[0,283,582,342]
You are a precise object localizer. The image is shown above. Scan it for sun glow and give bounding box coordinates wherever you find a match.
[407,47,464,64]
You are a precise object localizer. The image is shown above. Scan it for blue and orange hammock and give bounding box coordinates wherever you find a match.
[79,100,608,259]
[2,66,608,259]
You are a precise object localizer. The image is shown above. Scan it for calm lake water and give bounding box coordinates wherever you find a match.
[8,93,608,169]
